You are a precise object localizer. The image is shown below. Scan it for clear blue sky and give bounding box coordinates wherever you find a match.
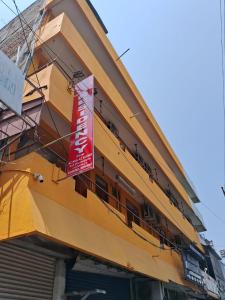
[1,0,225,252]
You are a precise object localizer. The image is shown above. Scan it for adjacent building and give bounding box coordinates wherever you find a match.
[0,1,220,299]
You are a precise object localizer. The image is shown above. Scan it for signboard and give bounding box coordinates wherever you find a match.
[0,50,24,115]
[182,251,204,286]
[202,271,220,298]
[220,249,225,259]
[67,75,94,177]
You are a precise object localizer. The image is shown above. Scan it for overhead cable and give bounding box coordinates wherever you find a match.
[1,0,204,246]
[11,0,68,156]
[219,0,225,192]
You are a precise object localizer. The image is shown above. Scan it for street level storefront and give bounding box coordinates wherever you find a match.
[66,255,133,300]
[0,152,202,289]
[0,236,165,300]
[0,240,57,299]
[0,237,204,300]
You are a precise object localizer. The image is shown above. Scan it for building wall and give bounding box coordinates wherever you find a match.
[26,62,203,250]
[0,0,206,295]
[0,152,200,290]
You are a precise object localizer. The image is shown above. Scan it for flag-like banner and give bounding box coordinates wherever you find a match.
[67,75,94,176]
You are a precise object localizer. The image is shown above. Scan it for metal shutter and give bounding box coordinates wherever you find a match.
[0,242,56,300]
[66,271,131,300]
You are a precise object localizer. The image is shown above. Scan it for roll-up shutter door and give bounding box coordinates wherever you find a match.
[66,270,131,300]
[0,242,56,300]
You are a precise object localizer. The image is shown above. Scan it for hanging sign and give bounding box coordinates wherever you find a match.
[67,75,94,177]
[0,50,24,115]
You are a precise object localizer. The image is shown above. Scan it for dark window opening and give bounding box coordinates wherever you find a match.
[126,200,140,227]
[107,121,119,138]
[95,175,108,202]
[0,139,7,160]
[112,186,121,210]
[75,174,90,198]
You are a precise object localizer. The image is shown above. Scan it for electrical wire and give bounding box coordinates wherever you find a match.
[1,0,203,247]
[0,0,65,157]
[85,91,225,244]
[55,78,197,243]
[11,0,68,156]
[0,0,42,132]
[40,83,195,244]
[219,0,225,189]
[0,0,75,75]
[1,0,199,203]
[200,201,225,226]
[77,173,178,251]
[4,0,225,256]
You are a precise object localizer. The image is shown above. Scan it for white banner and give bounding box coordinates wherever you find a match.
[0,50,24,115]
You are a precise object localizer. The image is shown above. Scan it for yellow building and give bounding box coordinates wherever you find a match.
[0,1,209,299]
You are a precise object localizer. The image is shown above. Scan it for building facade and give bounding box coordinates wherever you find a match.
[0,0,219,299]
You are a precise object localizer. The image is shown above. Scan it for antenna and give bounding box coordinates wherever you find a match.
[116,48,130,61]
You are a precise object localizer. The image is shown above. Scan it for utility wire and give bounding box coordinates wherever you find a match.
[200,201,225,226]
[0,0,75,75]
[1,0,204,246]
[2,0,201,204]
[219,0,225,189]
[78,173,178,251]
[11,0,39,132]
[63,80,196,242]
[40,85,196,243]
[0,100,178,250]
[93,95,225,240]
[11,0,68,156]
[6,0,225,252]
[3,0,79,158]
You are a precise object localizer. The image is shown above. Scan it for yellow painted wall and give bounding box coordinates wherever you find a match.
[46,0,185,179]
[0,170,36,239]
[36,13,193,210]
[0,153,199,290]
[29,63,202,250]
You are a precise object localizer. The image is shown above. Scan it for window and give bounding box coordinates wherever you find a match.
[75,174,90,198]
[112,186,121,210]
[126,200,140,227]
[95,175,108,202]
[0,140,7,160]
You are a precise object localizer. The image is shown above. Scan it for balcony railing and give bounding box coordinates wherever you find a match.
[95,108,204,229]
[75,172,179,251]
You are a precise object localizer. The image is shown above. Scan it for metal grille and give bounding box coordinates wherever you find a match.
[0,242,56,300]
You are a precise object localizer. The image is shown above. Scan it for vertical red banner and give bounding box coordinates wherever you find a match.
[67,75,94,176]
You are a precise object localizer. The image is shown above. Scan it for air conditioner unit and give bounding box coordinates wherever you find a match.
[107,121,119,137]
[143,204,156,223]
